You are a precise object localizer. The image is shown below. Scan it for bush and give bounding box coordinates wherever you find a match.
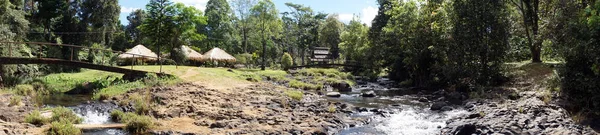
[47,118,81,135]
[14,84,35,96]
[281,53,293,70]
[284,90,303,101]
[25,110,48,126]
[9,96,21,107]
[110,110,125,122]
[170,47,187,65]
[50,107,83,124]
[125,114,153,134]
[131,95,151,115]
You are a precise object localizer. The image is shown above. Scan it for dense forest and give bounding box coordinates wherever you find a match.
[1,0,600,116]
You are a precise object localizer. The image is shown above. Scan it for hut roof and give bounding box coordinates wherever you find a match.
[202,47,236,62]
[118,45,158,60]
[181,45,203,61]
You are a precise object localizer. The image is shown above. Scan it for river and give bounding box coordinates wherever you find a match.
[39,78,466,135]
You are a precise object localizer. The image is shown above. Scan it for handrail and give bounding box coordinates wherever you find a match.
[0,41,177,72]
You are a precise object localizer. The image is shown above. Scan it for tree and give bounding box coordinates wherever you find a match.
[449,0,510,85]
[80,0,121,46]
[284,3,327,65]
[126,9,146,48]
[319,14,343,59]
[510,0,550,63]
[339,15,369,63]
[205,0,235,51]
[168,3,207,47]
[0,0,36,86]
[139,0,174,70]
[231,0,257,53]
[250,0,280,70]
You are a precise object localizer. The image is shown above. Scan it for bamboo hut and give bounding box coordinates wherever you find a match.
[201,47,236,63]
[181,45,203,61]
[118,45,158,61]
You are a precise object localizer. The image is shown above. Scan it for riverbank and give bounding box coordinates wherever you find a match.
[111,83,367,134]
[439,63,598,134]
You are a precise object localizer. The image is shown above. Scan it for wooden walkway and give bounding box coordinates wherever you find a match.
[74,123,126,130]
[287,63,363,70]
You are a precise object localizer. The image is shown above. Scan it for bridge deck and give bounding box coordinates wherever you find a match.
[288,63,363,70]
[0,57,148,75]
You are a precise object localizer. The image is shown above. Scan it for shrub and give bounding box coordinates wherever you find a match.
[132,95,151,115]
[25,110,48,126]
[31,81,49,95]
[328,104,336,113]
[110,110,125,122]
[14,84,35,96]
[9,96,21,107]
[284,90,303,101]
[47,118,81,135]
[50,107,83,124]
[281,53,293,70]
[125,114,153,134]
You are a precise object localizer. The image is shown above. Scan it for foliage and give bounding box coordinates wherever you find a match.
[555,0,600,113]
[339,16,370,65]
[205,0,235,51]
[14,84,35,96]
[281,53,293,69]
[284,90,303,100]
[319,14,344,59]
[25,110,48,126]
[50,106,83,124]
[125,114,154,134]
[47,118,81,135]
[8,95,21,106]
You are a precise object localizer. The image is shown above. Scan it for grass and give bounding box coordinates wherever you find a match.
[50,107,83,124]
[9,95,22,107]
[328,104,336,113]
[47,118,81,135]
[25,110,49,126]
[110,110,153,134]
[284,90,303,101]
[14,84,35,96]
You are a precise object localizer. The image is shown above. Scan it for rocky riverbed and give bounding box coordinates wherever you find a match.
[112,83,370,134]
[0,94,44,135]
[440,90,597,135]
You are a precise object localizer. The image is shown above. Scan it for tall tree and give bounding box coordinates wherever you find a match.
[319,14,343,59]
[339,16,369,63]
[284,3,327,65]
[139,0,174,70]
[231,0,257,53]
[80,0,120,46]
[168,3,207,48]
[205,0,235,51]
[250,0,280,70]
[510,0,549,62]
[126,9,146,48]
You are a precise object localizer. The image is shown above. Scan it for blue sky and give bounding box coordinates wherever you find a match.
[119,0,378,26]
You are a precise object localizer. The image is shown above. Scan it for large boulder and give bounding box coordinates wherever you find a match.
[330,82,351,92]
[326,92,341,97]
[430,102,447,111]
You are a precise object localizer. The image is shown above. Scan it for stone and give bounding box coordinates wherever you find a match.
[467,113,481,119]
[361,91,376,97]
[430,102,447,111]
[331,82,351,92]
[418,97,429,102]
[209,121,227,128]
[453,124,477,135]
[326,92,341,97]
[441,106,453,111]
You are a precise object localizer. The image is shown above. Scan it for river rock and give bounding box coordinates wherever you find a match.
[430,102,447,111]
[361,91,376,97]
[326,92,341,97]
[418,97,429,102]
[331,82,351,92]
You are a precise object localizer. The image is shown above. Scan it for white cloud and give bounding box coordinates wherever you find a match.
[361,6,377,26]
[338,13,354,23]
[120,6,140,14]
[173,0,210,11]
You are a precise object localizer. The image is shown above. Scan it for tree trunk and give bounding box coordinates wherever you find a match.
[531,41,542,63]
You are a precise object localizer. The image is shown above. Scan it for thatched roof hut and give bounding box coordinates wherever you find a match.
[202,47,236,62]
[181,45,203,61]
[118,45,158,60]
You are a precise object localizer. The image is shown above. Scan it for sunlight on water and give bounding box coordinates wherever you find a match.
[76,110,111,124]
[375,108,467,135]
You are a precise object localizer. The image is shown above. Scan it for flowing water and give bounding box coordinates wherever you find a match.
[41,94,127,135]
[39,78,465,135]
[335,79,468,135]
